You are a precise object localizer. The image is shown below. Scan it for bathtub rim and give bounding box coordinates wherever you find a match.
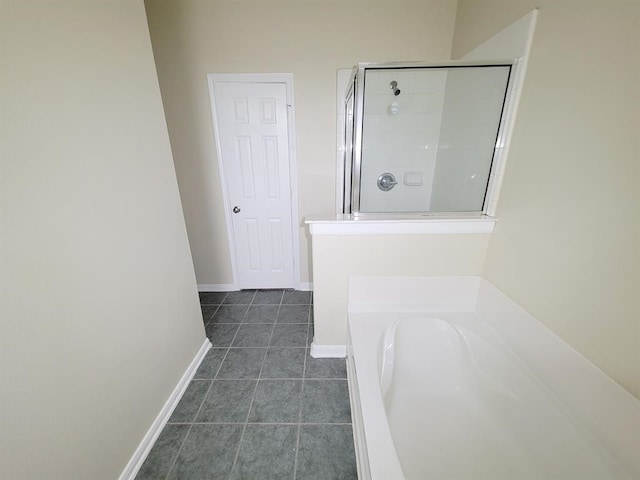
[347,314,406,480]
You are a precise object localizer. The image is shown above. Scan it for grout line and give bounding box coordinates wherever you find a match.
[227,384,257,479]
[227,296,279,478]
[199,290,228,307]
[164,423,193,480]
[209,320,308,323]
[164,386,210,477]
[159,294,349,480]
[292,319,311,480]
[203,304,221,328]
[194,291,314,480]
[179,376,345,382]
[211,345,307,349]
[167,421,353,426]
[293,298,314,478]
[164,342,232,479]
[193,349,231,418]
[240,298,251,322]
[209,322,309,326]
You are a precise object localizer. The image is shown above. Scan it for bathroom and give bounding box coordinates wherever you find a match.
[147,0,640,476]
[2,1,639,479]
[143,0,639,398]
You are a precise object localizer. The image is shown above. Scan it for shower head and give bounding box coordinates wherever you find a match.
[389,81,401,96]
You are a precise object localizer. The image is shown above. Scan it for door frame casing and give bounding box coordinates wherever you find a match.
[207,73,301,290]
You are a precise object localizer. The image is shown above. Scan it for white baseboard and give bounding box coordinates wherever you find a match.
[198,283,237,292]
[119,338,212,480]
[298,282,313,291]
[310,342,346,358]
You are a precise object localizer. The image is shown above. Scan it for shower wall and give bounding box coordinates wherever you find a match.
[360,69,446,212]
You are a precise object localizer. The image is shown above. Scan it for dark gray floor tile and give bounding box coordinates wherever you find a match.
[261,348,305,379]
[201,305,218,324]
[217,348,266,379]
[223,290,256,304]
[244,304,279,323]
[302,380,351,423]
[248,380,302,423]
[196,380,256,423]
[282,290,312,305]
[307,322,314,345]
[270,324,309,347]
[135,424,189,480]
[304,354,347,379]
[168,380,210,423]
[199,291,226,305]
[232,324,273,347]
[211,304,249,324]
[194,348,227,379]
[253,290,284,305]
[296,425,357,480]
[229,425,297,480]
[277,304,310,323]
[168,424,243,480]
[205,323,239,347]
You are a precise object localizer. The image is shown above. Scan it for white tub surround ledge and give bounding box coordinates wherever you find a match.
[305,214,496,236]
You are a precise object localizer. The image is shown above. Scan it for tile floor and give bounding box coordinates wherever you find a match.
[136,290,357,480]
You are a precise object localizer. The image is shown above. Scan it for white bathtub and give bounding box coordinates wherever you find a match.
[347,277,640,480]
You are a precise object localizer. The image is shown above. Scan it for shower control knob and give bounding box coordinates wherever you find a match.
[377,173,398,192]
[233,206,241,213]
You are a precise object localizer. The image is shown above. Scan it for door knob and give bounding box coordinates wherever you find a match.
[233,206,241,213]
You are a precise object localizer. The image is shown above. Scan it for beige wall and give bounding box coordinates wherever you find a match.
[311,234,490,345]
[453,1,640,399]
[143,0,458,286]
[0,1,206,478]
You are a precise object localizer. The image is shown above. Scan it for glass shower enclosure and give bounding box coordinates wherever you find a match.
[342,61,514,215]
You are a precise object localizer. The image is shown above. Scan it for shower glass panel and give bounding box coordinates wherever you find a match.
[346,62,512,215]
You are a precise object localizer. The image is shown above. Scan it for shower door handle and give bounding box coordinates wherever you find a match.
[233,206,241,213]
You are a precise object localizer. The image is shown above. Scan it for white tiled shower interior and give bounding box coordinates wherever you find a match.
[360,69,446,212]
[347,66,511,214]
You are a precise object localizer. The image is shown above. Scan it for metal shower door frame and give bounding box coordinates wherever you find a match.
[348,60,517,217]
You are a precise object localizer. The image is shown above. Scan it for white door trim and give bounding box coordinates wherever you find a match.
[207,73,301,290]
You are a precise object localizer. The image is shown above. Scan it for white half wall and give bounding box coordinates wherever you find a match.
[310,233,489,346]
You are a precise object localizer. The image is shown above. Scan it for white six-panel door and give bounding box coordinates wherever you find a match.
[212,80,296,289]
